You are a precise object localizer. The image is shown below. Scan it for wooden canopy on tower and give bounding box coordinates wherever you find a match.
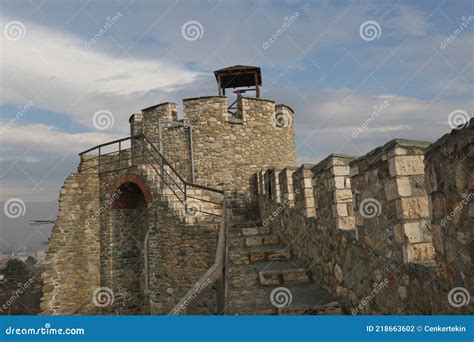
[214,65,262,98]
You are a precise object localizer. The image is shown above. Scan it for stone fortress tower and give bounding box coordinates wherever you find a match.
[41,66,473,316]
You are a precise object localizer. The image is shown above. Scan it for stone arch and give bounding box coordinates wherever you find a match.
[105,173,153,314]
[109,173,153,208]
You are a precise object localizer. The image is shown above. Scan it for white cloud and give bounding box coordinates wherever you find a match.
[1,16,203,130]
[0,122,122,155]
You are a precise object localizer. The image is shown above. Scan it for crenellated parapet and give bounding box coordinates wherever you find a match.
[424,119,473,297]
[256,125,473,315]
[312,154,356,230]
[292,164,316,218]
[350,139,434,264]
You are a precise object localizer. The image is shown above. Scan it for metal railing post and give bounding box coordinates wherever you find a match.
[189,123,195,183]
[184,182,187,219]
[118,140,121,169]
[98,146,101,174]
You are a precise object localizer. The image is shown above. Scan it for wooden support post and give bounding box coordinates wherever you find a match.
[254,71,260,98]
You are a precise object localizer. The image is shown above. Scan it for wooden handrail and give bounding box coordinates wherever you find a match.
[169,194,227,315]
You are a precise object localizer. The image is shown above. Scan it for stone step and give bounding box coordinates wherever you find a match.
[245,234,279,247]
[278,301,342,315]
[227,284,340,316]
[270,285,341,315]
[247,245,290,263]
[241,226,271,236]
[255,261,310,286]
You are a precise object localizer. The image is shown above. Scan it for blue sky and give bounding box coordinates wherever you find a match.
[0,0,473,250]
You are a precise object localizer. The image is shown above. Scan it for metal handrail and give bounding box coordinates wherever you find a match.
[79,135,139,155]
[78,134,229,313]
[78,134,224,195]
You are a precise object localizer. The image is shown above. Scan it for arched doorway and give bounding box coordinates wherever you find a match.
[106,174,153,314]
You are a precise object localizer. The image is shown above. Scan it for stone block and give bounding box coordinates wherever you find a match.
[396,196,429,219]
[385,177,412,201]
[333,189,352,203]
[259,271,280,286]
[332,204,348,217]
[336,216,355,230]
[329,176,346,190]
[332,166,350,176]
[245,237,263,247]
[242,227,259,236]
[263,235,279,245]
[403,242,435,263]
[249,251,265,263]
[389,155,425,177]
[402,222,426,244]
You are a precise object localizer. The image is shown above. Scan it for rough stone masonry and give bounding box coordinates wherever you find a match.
[41,71,472,315]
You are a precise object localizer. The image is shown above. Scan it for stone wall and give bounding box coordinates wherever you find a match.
[424,119,473,305]
[43,91,298,315]
[183,96,296,218]
[98,166,217,315]
[350,139,434,264]
[257,132,473,315]
[41,155,101,315]
[42,152,219,315]
[132,102,193,182]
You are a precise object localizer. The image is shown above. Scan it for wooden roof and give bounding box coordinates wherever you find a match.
[214,65,262,89]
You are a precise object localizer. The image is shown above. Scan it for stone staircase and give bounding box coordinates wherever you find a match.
[228,224,342,315]
[138,160,341,315]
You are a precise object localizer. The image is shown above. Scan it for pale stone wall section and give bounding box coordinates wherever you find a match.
[41,155,100,315]
[184,96,296,219]
[424,119,473,305]
[312,154,356,230]
[279,166,298,208]
[270,169,282,203]
[256,131,473,314]
[350,139,435,264]
[292,164,315,217]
